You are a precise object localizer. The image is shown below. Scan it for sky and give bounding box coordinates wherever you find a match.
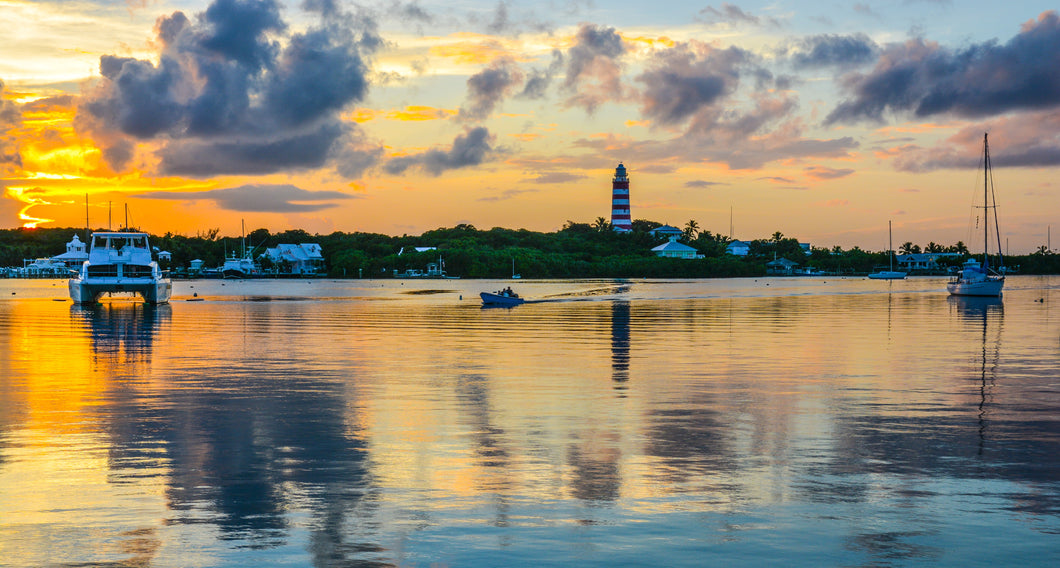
[1,0,1058,253]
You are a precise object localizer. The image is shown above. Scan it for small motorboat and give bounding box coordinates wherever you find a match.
[480,288,524,307]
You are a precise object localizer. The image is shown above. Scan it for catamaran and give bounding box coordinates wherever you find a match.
[69,232,172,304]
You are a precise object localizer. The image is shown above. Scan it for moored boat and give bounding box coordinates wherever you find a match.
[868,221,907,280]
[69,232,172,304]
[948,133,1004,297]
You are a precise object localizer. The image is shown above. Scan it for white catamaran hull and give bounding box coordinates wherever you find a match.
[70,278,173,304]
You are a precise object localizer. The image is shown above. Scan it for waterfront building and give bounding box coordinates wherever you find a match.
[652,236,702,259]
[262,243,325,274]
[649,225,683,238]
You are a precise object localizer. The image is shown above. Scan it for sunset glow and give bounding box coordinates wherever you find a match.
[0,0,1057,252]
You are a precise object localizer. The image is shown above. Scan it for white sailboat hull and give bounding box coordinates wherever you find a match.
[947,276,1004,297]
[868,271,907,280]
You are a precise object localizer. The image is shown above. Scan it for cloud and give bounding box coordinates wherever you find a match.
[562,24,628,112]
[827,11,1060,124]
[531,172,586,183]
[77,0,382,178]
[0,80,23,174]
[684,180,727,188]
[385,127,496,176]
[519,50,564,99]
[804,166,855,180]
[697,4,781,28]
[459,59,523,121]
[789,34,879,69]
[477,187,538,202]
[139,183,356,213]
[636,41,751,126]
[891,111,1060,171]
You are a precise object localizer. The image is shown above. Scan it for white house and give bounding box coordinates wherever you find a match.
[263,243,325,274]
[649,225,684,238]
[652,237,702,259]
[51,234,90,269]
[897,253,961,271]
[725,240,751,256]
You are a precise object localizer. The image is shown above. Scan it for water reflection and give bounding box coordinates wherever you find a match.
[72,303,170,365]
[950,296,1004,456]
[2,278,1058,566]
[610,300,630,387]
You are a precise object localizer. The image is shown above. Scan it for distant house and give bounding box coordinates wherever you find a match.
[652,236,703,259]
[51,234,89,269]
[766,257,799,275]
[799,243,812,256]
[897,253,961,271]
[726,240,751,256]
[649,225,684,239]
[263,243,325,274]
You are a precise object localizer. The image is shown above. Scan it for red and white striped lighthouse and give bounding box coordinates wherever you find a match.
[610,162,632,232]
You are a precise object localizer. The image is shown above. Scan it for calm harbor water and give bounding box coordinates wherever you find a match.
[1,276,1058,567]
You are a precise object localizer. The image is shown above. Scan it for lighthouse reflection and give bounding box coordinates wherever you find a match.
[610,300,630,387]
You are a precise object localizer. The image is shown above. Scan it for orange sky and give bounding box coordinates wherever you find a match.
[1,1,1058,253]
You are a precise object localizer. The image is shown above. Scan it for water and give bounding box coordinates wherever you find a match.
[1,276,1058,567]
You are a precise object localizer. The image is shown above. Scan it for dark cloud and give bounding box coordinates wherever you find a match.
[0,80,23,173]
[562,24,628,112]
[158,122,345,177]
[459,59,523,121]
[139,183,355,213]
[384,127,496,176]
[697,3,781,27]
[827,11,1060,124]
[790,33,879,69]
[636,42,751,126]
[892,114,1060,172]
[77,0,382,178]
[519,50,564,99]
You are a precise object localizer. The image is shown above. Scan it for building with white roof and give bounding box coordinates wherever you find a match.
[262,243,325,274]
[651,237,702,259]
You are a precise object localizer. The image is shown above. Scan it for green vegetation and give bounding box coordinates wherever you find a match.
[3,222,1059,278]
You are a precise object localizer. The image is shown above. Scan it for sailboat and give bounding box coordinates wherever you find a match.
[511,257,521,279]
[947,133,1005,297]
[868,220,907,279]
[221,219,262,279]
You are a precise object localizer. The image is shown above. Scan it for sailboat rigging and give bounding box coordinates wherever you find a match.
[947,133,1005,297]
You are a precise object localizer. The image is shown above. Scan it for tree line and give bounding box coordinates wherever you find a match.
[1,220,1057,278]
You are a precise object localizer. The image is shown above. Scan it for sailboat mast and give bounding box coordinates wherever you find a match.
[888,220,894,271]
[983,133,990,266]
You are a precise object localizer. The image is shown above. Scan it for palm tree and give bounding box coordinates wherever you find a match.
[771,231,784,243]
[593,217,611,232]
[683,219,700,240]
[899,241,921,255]
[925,242,943,253]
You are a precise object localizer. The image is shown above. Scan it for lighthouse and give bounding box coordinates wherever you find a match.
[610,163,632,232]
